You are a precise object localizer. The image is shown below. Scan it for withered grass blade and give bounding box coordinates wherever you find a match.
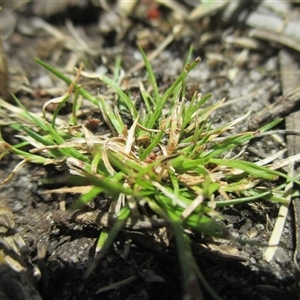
[0,34,9,98]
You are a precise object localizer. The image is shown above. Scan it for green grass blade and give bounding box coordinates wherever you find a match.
[172,222,203,300]
[139,46,160,105]
[100,75,138,118]
[209,158,289,181]
[140,130,164,161]
[35,58,99,106]
[72,186,104,209]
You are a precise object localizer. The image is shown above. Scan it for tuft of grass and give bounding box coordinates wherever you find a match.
[0,48,298,299]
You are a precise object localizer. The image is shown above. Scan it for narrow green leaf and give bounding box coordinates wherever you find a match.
[35,58,100,106]
[100,75,138,118]
[72,186,104,209]
[210,158,281,180]
[140,130,164,161]
[139,46,160,105]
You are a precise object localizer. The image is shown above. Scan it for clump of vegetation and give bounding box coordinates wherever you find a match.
[0,48,297,299]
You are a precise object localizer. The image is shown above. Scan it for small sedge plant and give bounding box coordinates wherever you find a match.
[0,48,298,300]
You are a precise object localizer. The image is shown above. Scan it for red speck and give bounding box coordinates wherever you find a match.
[147,8,160,19]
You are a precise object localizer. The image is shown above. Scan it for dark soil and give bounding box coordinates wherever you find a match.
[1,2,300,300]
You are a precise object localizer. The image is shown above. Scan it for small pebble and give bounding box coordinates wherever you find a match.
[255,223,265,231]
[31,74,53,89]
[95,65,108,76]
[250,257,257,264]
[274,247,290,264]
[249,69,263,82]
